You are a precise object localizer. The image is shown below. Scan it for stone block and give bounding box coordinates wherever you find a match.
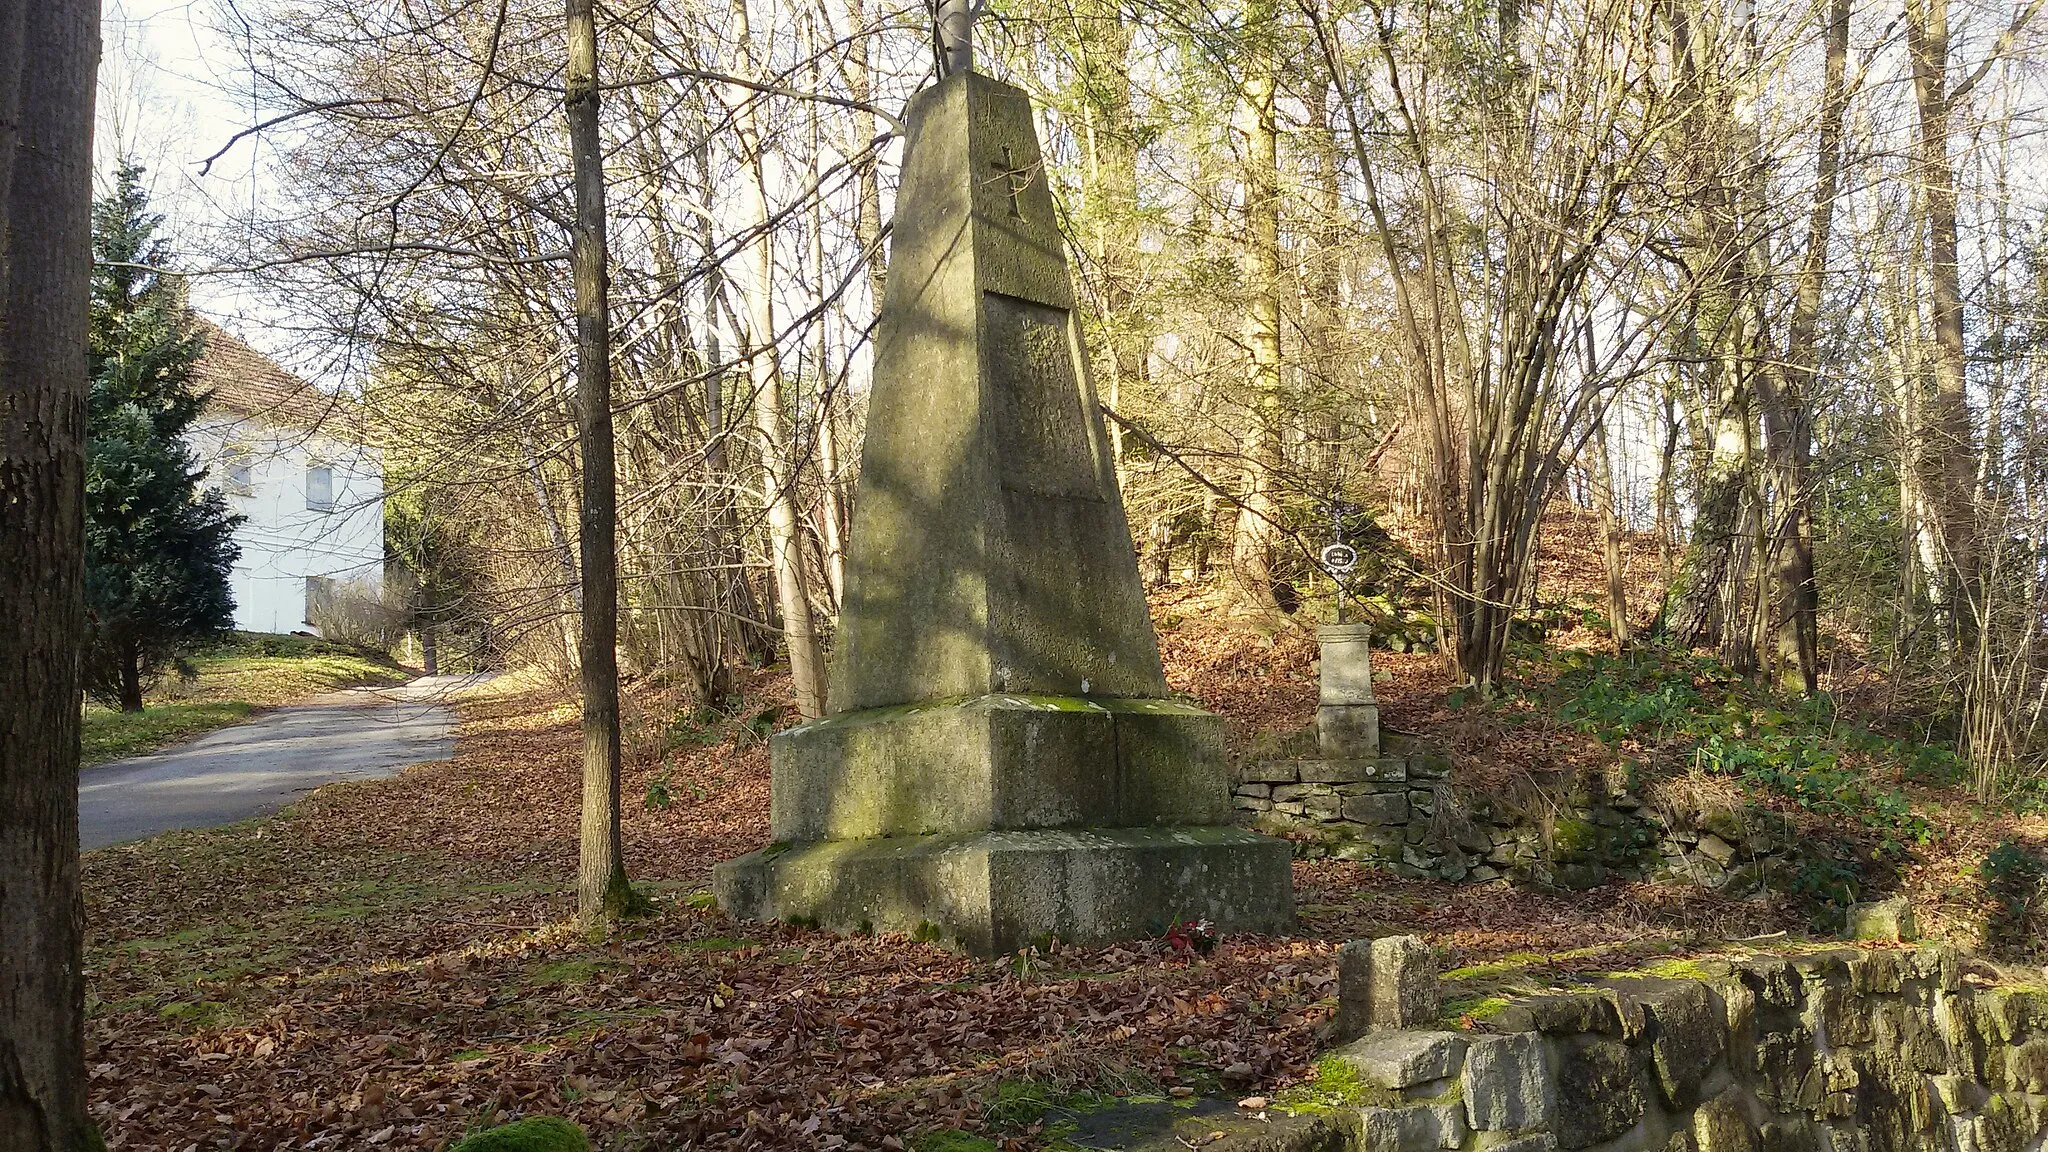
[1475,1138,1557,1152]
[1299,757,1407,784]
[1914,943,1963,992]
[1336,1030,1469,1089]
[1809,981,1872,1046]
[1692,1088,1762,1152]
[1552,863,1606,891]
[1932,1073,1988,1114]
[1334,835,1402,863]
[1463,1032,1556,1132]
[1318,703,1382,760]
[1875,999,1948,1074]
[1335,936,1440,1041]
[1242,760,1301,784]
[769,694,1230,841]
[1695,834,1737,866]
[1317,623,1378,705]
[1236,783,1271,799]
[1997,1038,2048,1093]
[1751,1028,1817,1112]
[1344,791,1411,826]
[1757,1119,1820,1152]
[1495,994,1621,1037]
[1232,796,1272,812]
[1359,1102,1468,1150]
[1644,981,1728,1110]
[1845,895,1916,942]
[1553,1035,1645,1150]
[712,825,1295,956]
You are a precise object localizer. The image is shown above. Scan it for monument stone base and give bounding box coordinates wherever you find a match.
[713,825,1296,955]
[768,694,1231,842]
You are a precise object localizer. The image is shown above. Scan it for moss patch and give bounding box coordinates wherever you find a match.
[1273,1053,1400,1114]
[449,1116,589,1152]
[525,959,608,986]
[911,1131,999,1152]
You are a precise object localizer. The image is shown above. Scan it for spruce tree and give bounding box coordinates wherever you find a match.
[83,163,241,711]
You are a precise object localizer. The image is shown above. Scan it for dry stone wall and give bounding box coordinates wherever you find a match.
[1232,730,1801,895]
[1326,943,2048,1152]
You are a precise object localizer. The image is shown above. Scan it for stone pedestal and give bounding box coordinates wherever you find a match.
[1333,934,1440,1042]
[1317,623,1380,758]
[713,71,1294,954]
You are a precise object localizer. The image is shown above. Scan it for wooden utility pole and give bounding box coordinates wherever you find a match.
[0,0,103,1147]
[566,0,632,927]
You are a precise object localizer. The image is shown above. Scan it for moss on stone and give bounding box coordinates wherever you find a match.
[1625,957,1722,982]
[449,1117,588,1152]
[1548,816,1601,860]
[1441,950,1551,981]
[1441,994,1514,1023]
[1274,1053,1401,1114]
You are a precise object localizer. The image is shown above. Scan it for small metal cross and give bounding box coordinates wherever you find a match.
[991,145,1028,218]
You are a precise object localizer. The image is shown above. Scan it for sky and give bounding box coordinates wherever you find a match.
[100,0,290,355]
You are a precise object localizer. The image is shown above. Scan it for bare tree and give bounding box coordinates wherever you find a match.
[565,0,632,927]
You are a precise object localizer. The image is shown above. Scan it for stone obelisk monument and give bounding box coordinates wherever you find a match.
[713,44,1295,955]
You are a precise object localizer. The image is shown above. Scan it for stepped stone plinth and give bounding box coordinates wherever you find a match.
[1317,623,1380,759]
[713,71,1294,954]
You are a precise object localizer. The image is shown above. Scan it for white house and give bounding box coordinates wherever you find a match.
[184,318,385,636]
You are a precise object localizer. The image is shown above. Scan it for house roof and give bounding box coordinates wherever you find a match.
[190,317,353,433]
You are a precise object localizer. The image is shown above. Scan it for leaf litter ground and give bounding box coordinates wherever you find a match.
[87,613,1787,1151]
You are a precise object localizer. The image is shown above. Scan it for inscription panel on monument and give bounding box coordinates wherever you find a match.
[985,292,1098,499]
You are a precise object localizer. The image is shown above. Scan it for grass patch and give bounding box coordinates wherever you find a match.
[79,635,409,765]
[910,1132,998,1152]
[526,959,608,986]
[981,1080,1120,1129]
[82,700,256,764]
[677,936,759,953]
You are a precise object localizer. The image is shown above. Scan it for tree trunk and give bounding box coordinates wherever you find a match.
[1905,0,1981,641]
[803,64,848,614]
[1593,415,1632,647]
[732,0,827,717]
[1231,1,1284,612]
[844,0,886,305]
[1765,0,1847,695]
[421,625,439,676]
[118,642,144,713]
[565,0,631,929]
[0,1,101,1146]
[1074,0,1143,467]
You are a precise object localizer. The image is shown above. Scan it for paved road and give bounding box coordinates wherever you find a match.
[79,675,480,851]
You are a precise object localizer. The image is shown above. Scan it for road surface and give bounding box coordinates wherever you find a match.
[79,675,478,851]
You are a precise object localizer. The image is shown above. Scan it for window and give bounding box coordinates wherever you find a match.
[218,446,254,496]
[305,463,334,511]
[304,575,337,628]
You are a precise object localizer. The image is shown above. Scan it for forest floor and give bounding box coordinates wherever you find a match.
[80,513,2048,1150]
[81,633,411,765]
